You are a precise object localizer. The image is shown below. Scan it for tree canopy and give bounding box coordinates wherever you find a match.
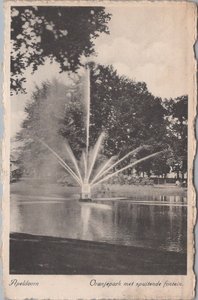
[164,96,188,179]
[11,6,111,94]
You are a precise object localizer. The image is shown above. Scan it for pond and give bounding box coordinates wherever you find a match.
[10,194,187,253]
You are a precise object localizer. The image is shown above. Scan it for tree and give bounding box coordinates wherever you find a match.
[150,154,171,178]
[15,78,88,178]
[89,64,168,173]
[11,6,111,94]
[164,96,188,180]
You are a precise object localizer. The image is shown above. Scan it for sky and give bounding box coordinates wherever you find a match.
[11,3,193,138]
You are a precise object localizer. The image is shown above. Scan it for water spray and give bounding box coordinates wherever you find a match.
[38,66,166,201]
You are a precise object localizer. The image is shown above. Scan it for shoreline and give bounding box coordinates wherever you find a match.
[10,232,187,275]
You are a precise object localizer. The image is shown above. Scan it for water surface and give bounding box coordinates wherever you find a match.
[11,194,187,253]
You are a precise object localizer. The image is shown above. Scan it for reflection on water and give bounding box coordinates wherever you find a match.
[11,195,187,253]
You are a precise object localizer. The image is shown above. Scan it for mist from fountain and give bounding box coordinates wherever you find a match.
[39,67,165,200]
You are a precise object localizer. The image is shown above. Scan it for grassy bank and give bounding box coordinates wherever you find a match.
[10,232,186,275]
[11,180,187,199]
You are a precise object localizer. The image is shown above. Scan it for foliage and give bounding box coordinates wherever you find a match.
[164,96,188,179]
[107,173,154,185]
[16,79,85,177]
[89,64,168,157]
[11,6,111,94]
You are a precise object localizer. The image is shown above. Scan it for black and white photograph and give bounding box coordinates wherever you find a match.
[4,1,196,298]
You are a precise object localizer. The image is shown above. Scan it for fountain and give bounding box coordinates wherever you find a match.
[39,66,165,201]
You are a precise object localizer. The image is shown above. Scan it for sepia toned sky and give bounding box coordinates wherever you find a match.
[95,5,191,99]
[11,4,194,138]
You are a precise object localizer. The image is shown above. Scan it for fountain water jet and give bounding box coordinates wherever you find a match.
[39,67,166,201]
[90,145,147,185]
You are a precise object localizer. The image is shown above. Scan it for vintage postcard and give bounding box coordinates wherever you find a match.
[2,1,197,299]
